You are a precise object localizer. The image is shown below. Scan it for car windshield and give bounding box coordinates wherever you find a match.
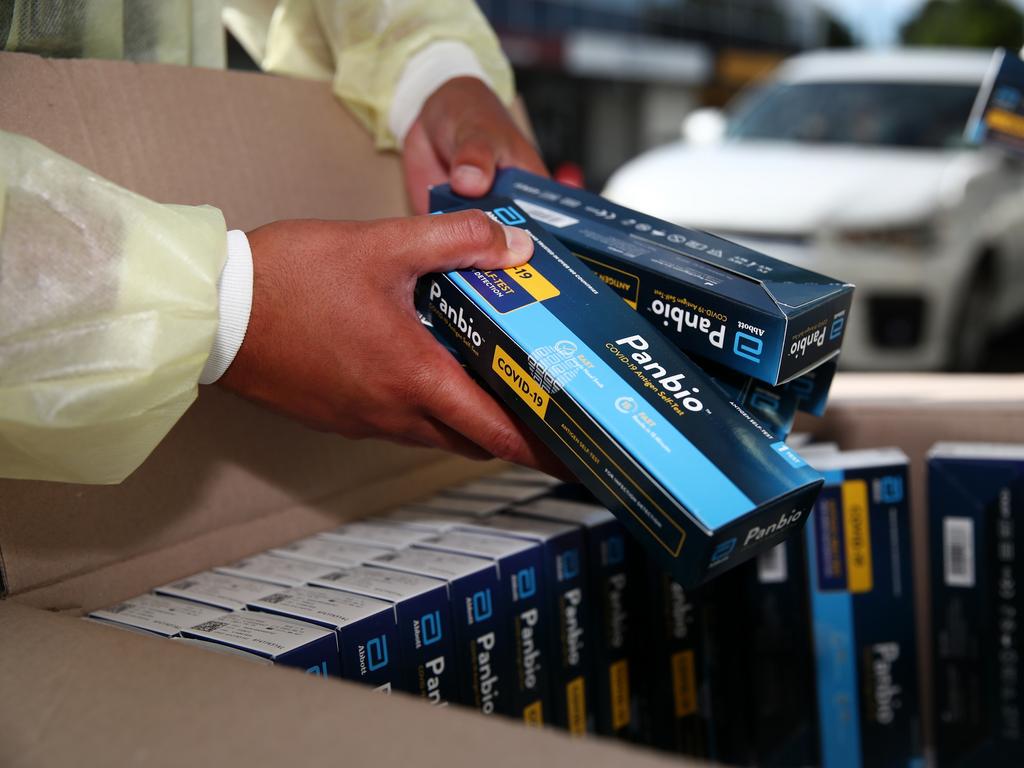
[727,81,979,149]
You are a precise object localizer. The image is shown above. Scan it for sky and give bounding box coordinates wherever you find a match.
[812,0,1024,46]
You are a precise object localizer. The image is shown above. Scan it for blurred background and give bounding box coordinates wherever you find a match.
[474,0,1024,374]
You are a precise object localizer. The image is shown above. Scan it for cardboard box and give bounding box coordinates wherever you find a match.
[805,449,922,768]
[420,195,823,586]
[367,547,507,717]
[431,170,853,386]
[247,585,399,690]
[310,566,456,705]
[4,51,1024,768]
[415,531,550,725]
[178,610,340,676]
[516,498,641,740]
[88,593,229,638]
[928,443,1024,767]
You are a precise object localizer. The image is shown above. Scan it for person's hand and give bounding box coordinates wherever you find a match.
[220,210,566,476]
[402,77,549,215]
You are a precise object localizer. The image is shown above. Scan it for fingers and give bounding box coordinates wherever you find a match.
[449,132,498,198]
[400,209,532,276]
[401,120,448,216]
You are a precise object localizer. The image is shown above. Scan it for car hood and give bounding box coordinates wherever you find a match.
[602,141,992,234]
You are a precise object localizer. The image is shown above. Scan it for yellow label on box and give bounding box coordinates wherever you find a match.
[609,659,631,730]
[671,649,697,718]
[842,479,873,593]
[987,107,1024,139]
[506,264,560,302]
[566,676,587,736]
[492,345,549,418]
[523,700,544,727]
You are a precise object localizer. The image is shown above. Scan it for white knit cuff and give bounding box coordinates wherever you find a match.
[200,229,253,385]
[389,40,493,146]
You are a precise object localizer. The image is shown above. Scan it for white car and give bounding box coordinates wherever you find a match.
[603,49,1024,371]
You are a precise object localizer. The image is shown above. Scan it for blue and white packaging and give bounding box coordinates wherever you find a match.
[87,593,228,637]
[415,531,550,725]
[966,48,1024,154]
[928,443,1024,767]
[453,513,591,734]
[516,498,640,739]
[318,521,436,550]
[247,585,398,691]
[178,610,340,677]
[805,448,921,768]
[153,570,284,611]
[214,553,338,587]
[310,565,456,706]
[367,547,506,716]
[270,536,391,568]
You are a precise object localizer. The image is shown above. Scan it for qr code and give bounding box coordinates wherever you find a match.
[192,620,228,632]
[943,517,975,588]
[261,593,290,604]
[108,603,131,614]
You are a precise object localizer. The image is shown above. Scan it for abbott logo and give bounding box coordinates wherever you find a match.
[709,538,737,567]
[421,610,443,646]
[306,661,328,677]
[492,206,527,226]
[605,536,625,566]
[367,636,389,671]
[471,589,493,622]
[515,567,537,600]
[733,331,763,363]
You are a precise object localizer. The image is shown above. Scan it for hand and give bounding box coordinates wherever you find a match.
[402,77,549,215]
[220,210,566,476]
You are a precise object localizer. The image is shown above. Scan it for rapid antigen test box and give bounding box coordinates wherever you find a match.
[310,565,456,706]
[270,536,392,568]
[178,611,340,676]
[154,570,284,611]
[368,547,507,717]
[415,531,550,725]
[928,443,1024,767]
[88,593,228,637]
[516,498,640,740]
[804,448,921,768]
[431,171,853,385]
[214,553,338,587]
[247,585,398,691]
[318,521,437,550]
[966,48,1024,154]
[419,195,823,587]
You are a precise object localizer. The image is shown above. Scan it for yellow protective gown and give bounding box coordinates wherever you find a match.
[0,1,514,484]
[0,131,227,484]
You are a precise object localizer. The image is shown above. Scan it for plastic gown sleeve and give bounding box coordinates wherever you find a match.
[256,0,515,149]
[0,131,227,484]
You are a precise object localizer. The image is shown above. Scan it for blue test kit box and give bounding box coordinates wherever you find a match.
[431,170,853,385]
[966,48,1024,154]
[247,585,398,691]
[270,536,391,567]
[215,553,337,587]
[153,570,284,611]
[928,443,1024,767]
[310,565,456,706]
[367,547,507,717]
[419,195,823,587]
[804,448,921,768]
[516,498,641,740]
[178,610,340,677]
[88,593,229,638]
[415,530,550,725]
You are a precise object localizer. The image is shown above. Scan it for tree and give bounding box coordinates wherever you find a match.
[902,0,1024,49]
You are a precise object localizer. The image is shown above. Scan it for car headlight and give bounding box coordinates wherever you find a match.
[833,221,937,250]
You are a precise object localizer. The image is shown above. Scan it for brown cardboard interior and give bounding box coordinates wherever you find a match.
[2,51,1023,767]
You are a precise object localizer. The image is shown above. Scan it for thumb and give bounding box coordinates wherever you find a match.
[403,209,534,276]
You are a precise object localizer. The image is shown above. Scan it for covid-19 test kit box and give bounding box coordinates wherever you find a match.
[367,547,507,717]
[928,443,1024,767]
[431,171,853,386]
[804,449,921,768]
[247,585,398,691]
[154,570,285,611]
[419,195,823,587]
[88,593,229,638]
[310,565,456,706]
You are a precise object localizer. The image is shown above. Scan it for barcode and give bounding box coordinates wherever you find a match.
[192,620,228,632]
[757,543,788,583]
[515,199,579,229]
[943,517,975,587]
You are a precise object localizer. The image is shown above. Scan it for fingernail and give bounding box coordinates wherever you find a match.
[452,164,488,192]
[503,225,534,259]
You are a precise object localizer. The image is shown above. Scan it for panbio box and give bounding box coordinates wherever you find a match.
[431,171,853,385]
[419,196,823,587]
[966,48,1024,154]
[804,449,921,768]
[928,443,1024,767]
[415,531,550,725]
[368,548,507,717]
[516,498,641,741]
[310,566,456,706]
